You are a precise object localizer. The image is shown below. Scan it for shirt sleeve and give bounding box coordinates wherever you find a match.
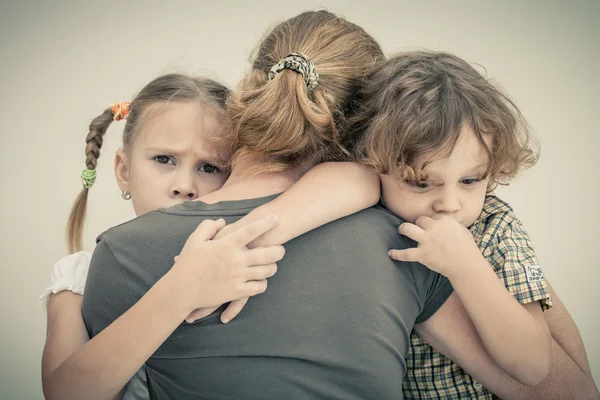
[415,269,455,324]
[488,219,552,310]
[81,233,134,338]
[39,251,92,307]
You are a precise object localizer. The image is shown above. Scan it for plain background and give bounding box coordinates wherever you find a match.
[0,0,598,398]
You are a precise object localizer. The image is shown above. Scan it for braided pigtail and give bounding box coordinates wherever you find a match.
[65,103,129,253]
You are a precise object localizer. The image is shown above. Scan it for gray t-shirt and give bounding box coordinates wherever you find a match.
[82,195,453,400]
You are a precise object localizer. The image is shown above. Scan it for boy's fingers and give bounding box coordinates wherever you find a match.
[414,216,434,230]
[221,298,249,324]
[398,223,425,243]
[227,215,279,248]
[245,245,285,266]
[388,248,421,263]
[192,219,226,242]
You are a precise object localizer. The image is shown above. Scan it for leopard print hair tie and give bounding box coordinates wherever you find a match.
[268,53,319,90]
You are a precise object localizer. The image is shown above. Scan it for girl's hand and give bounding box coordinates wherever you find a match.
[185,298,247,324]
[170,256,220,323]
[169,215,285,315]
[388,214,483,278]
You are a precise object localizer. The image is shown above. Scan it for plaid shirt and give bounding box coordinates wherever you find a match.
[403,195,552,399]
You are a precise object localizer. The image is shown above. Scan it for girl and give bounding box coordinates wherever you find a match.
[41,72,379,400]
[345,51,597,399]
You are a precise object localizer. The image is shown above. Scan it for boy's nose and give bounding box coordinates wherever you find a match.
[433,190,461,214]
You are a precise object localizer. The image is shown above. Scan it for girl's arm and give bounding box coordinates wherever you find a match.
[42,293,93,392]
[42,217,283,400]
[42,252,127,399]
[42,292,142,400]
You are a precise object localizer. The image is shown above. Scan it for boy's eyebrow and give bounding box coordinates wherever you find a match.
[466,163,489,174]
[450,163,489,176]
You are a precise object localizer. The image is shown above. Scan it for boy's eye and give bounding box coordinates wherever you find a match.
[460,178,481,185]
[409,181,430,189]
[154,155,174,165]
[199,164,220,174]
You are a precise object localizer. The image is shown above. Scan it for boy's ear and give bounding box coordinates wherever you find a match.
[114,149,129,192]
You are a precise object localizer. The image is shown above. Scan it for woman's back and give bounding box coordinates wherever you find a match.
[83,198,450,400]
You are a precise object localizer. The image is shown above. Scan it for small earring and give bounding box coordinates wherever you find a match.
[121,189,131,200]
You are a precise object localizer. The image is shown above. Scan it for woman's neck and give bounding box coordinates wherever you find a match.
[198,157,314,204]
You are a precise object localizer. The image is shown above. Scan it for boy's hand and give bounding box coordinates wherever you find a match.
[388,214,483,278]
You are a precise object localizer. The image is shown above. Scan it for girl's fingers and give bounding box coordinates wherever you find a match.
[191,218,226,242]
[185,306,219,323]
[245,245,286,267]
[388,247,421,263]
[227,215,280,248]
[221,297,249,324]
[244,263,278,281]
[241,279,269,297]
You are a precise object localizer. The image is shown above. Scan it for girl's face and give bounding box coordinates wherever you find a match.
[380,125,492,228]
[114,101,230,216]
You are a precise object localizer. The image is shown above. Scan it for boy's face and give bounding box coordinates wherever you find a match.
[114,101,230,216]
[380,125,491,228]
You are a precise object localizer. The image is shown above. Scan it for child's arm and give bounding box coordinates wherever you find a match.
[42,293,126,400]
[42,217,283,400]
[416,288,599,399]
[543,282,594,375]
[217,162,380,246]
[189,162,379,323]
[41,252,90,378]
[491,282,599,399]
[443,254,551,386]
[390,215,552,386]
[41,253,127,400]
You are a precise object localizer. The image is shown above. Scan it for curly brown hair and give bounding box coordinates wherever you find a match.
[346,51,539,187]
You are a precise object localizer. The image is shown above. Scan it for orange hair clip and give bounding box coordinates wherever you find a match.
[111,101,131,121]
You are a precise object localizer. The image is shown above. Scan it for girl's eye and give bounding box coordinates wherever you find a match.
[461,178,481,185]
[199,164,220,174]
[154,155,174,165]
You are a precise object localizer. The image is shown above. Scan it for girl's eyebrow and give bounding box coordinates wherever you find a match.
[145,146,221,163]
[145,146,180,154]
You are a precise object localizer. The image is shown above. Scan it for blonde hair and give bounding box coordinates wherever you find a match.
[66,74,230,253]
[227,10,385,174]
[347,51,539,186]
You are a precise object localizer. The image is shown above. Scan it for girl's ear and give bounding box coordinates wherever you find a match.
[114,149,130,192]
